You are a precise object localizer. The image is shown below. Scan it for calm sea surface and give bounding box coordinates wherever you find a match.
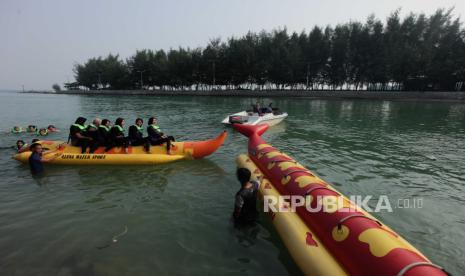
[0,91,464,275]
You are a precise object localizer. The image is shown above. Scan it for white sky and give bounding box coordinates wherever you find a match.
[1,0,464,90]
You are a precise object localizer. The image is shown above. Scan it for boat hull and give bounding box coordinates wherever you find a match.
[222,111,287,126]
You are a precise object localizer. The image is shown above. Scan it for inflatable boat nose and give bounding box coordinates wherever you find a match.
[187,131,228,159]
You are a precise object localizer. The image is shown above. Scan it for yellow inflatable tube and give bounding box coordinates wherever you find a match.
[236,154,347,276]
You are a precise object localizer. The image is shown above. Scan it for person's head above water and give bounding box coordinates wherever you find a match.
[13,126,21,131]
[236,168,252,186]
[31,138,39,143]
[47,125,56,130]
[115,117,125,127]
[74,117,87,126]
[135,118,143,127]
[148,117,158,125]
[38,128,48,136]
[101,119,110,127]
[30,143,42,153]
[16,140,25,148]
[27,125,37,131]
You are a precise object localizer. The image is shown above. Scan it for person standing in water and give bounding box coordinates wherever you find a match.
[233,168,261,226]
[28,143,61,175]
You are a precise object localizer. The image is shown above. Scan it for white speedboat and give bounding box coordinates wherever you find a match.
[222,111,288,126]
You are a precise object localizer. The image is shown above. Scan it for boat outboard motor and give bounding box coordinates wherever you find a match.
[229,115,248,124]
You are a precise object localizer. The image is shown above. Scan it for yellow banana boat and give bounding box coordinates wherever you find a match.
[13,131,227,165]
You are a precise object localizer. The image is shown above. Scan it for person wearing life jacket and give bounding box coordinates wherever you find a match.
[233,168,261,227]
[15,140,27,152]
[128,118,150,152]
[69,117,92,153]
[27,125,37,133]
[86,118,101,153]
[11,126,24,133]
[98,119,112,148]
[38,128,48,136]
[146,117,175,154]
[107,117,129,153]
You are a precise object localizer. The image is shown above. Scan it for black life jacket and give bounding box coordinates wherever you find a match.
[236,183,259,223]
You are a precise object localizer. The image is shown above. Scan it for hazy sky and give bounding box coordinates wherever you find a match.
[1,0,464,90]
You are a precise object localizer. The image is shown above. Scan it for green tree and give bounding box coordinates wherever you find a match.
[52,83,61,92]
[72,8,465,92]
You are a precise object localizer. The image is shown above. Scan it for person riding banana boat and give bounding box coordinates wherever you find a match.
[85,118,101,153]
[146,117,175,154]
[107,117,130,154]
[69,117,93,153]
[128,118,150,152]
[98,119,112,149]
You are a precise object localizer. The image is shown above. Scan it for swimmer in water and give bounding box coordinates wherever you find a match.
[11,126,24,133]
[15,140,27,152]
[38,128,48,136]
[27,125,37,133]
[47,125,59,132]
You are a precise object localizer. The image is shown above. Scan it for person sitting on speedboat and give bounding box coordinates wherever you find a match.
[266,103,273,113]
[252,101,260,114]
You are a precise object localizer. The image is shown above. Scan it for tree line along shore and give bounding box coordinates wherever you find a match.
[64,9,465,93]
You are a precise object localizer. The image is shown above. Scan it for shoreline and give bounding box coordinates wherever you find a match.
[22,89,465,101]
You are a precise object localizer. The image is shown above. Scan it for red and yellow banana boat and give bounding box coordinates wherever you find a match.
[13,131,227,165]
[234,124,446,276]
